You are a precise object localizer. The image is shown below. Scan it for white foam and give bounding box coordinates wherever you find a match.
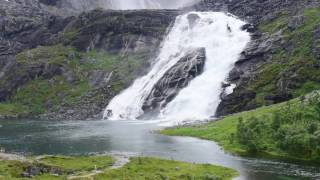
[104,12,250,125]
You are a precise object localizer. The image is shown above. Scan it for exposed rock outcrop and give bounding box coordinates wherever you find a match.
[142,48,206,115]
[313,26,320,60]
[0,0,179,119]
[192,0,320,116]
[2,0,320,120]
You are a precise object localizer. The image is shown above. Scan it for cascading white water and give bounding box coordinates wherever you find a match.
[104,12,250,124]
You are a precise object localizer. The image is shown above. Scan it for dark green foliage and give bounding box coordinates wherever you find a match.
[236,93,320,159]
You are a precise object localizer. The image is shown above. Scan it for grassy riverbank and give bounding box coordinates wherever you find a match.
[161,92,320,164]
[0,154,238,180]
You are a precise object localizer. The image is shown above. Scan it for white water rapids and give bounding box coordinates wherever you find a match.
[104,12,250,125]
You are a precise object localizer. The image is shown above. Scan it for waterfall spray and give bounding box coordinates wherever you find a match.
[104,12,250,124]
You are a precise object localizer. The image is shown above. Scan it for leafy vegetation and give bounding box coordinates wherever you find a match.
[0,44,148,117]
[162,92,320,163]
[246,7,320,106]
[95,157,238,180]
[0,156,238,180]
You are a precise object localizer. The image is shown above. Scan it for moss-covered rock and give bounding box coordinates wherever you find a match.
[217,6,320,116]
[0,44,150,119]
[0,2,178,119]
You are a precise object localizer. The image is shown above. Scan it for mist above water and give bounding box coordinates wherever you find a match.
[108,0,199,9]
[57,0,199,11]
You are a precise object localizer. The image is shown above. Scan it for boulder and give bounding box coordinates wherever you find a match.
[142,48,206,115]
[288,15,304,31]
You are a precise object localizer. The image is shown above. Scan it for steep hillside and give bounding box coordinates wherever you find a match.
[193,0,320,116]
[0,0,178,119]
[1,0,320,119]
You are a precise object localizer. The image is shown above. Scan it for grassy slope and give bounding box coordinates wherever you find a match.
[245,7,320,106]
[0,156,238,180]
[161,95,320,163]
[0,155,114,180]
[95,157,238,180]
[0,44,146,117]
[161,101,287,155]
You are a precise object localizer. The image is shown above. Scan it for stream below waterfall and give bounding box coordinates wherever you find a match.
[0,119,319,180]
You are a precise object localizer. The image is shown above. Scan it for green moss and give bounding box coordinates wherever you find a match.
[259,12,289,33]
[95,157,238,180]
[38,155,114,172]
[16,45,78,65]
[10,77,90,114]
[246,7,320,107]
[2,43,147,116]
[0,103,28,116]
[63,30,80,42]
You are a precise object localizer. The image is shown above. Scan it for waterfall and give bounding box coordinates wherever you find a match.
[108,0,199,9]
[58,0,199,11]
[104,12,250,124]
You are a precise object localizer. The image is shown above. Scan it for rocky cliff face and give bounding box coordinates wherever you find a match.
[0,0,178,119]
[142,48,206,117]
[191,0,320,116]
[1,0,320,119]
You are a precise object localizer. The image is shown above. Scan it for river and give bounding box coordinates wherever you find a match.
[0,119,319,180]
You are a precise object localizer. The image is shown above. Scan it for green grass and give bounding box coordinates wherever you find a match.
[0,160,29,179]
[10,76,90,114]
[95,157,238,180]
[1,43,149,117]
[0,156,238,180]
[161,93,320,163]
[243,6,320,107]
[38,155,115,172]
[0,155,114,180]
[0,104,28,117]
[259,12,289,33]
[16,45,78,65]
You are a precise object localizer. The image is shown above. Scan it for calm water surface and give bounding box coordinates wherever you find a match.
[0,119,319,180]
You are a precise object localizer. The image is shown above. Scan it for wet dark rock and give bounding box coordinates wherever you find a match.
[313,26,320,60]
[264,94,293,104]
[63,9,178,54]
[39,0,59,6]
[0,0,179,120]
[288,15,304,31]
[22,164,64,178]
[241,24,257,33]
[216,89,257,116]
[187,13,200,28]
[89,70,112,88]
[2,0,320,119]
[192,0,319,24]
[192,0,320,116]
[142,48,206,115]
